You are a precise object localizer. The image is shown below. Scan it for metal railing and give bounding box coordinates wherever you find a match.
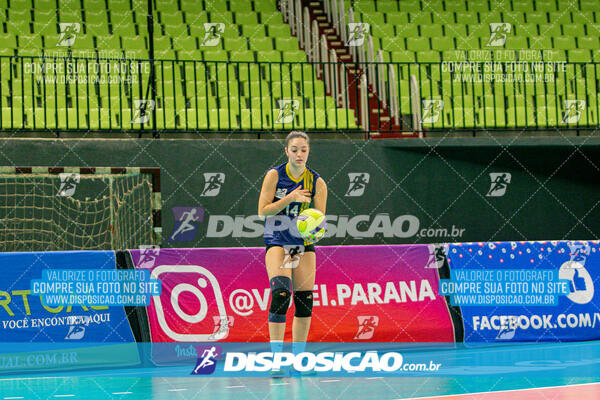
[0,55,598,135]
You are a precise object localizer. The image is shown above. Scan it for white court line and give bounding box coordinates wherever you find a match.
[365,377,384,380]
[393,381,600,400]
[225,385,246,388]
[53,396,75,398]
[167,389,187,392]
[4,397,25,399]
[111,392,132,395]
[270,382,290,386]
[320,380,341,383]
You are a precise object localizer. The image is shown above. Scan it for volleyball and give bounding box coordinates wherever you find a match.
[296,208,327,243]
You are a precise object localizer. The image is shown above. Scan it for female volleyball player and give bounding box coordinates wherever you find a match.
[257,131,327,375]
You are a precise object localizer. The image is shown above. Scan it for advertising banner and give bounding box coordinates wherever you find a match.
[129,245,456,343]
[0,251,136,343]
[444,240,600,342]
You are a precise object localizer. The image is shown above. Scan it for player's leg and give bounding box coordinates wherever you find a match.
[291,248,316,347]
[265,246,292,344]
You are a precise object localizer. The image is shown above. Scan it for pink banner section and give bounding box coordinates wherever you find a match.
[130,246,455,343]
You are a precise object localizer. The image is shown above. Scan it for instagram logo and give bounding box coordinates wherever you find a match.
[150,265,229,341]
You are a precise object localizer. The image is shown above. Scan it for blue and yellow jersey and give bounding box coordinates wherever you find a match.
[264,162,320,246]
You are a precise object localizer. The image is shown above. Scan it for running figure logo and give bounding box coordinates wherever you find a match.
[169,207,204,242]
[57,173,80,197]
[200,23,225,47]
[280,245,304,269]
[275,99,300,124]
[132,100,155,124]
[57,23,81,47]
[208,316,234,341]
[486,172,511,197]
[421,100,443,124]
[191,345,222,375]
[486,23,511,47]
[562,100,586,124]
[426,244,447,269]
[200,173,225,196]
[138,245,160,268]
[346,23,370,47]
[345,173,370,197]
[354,316,379,340]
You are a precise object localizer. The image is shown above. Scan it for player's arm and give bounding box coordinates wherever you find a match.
[258,170,311,217]
[313,177,327,215]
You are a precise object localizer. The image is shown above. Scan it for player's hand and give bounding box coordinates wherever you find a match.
[289,187,311,203]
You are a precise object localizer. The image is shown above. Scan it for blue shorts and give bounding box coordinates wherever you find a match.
[265,244,315,253]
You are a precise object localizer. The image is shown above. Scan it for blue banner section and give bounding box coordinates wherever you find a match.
[5,342,599,378]
[446,241,600,343]
[0,251,136,343]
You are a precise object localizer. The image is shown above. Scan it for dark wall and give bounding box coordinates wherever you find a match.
[2,137,598,247]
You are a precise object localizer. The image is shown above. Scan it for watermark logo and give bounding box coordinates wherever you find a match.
[562,100,586,124]
[208,316,234,341]
[138,245,160,269]
[57,23,81,47]
[65,316,89,340]
[354,316,379,340]
[346,23,370,47]
[421,100,443,124]
[192,345,222,375]
[132,99,155,124]
[496,325,517,340]
[275,188,288,199]
[57,173,80,197]
[275,99,299,124]
[280,245,304,269]
[486,23,511,47]
[486,172,511,197]
[426,244,446,269]
[345,173,370,197]
[559,261,594,304]
[169,207,204,242]
[200,173,225,197]
[200,23,225,47]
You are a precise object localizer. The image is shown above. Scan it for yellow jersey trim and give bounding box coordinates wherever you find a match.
[286,162,305,183]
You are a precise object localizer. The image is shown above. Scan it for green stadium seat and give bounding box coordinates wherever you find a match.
[563,24,585,37]
[249,37,273,51]
[503,11,525,24]
[235,11,259,25]
[256,50,281,62]
[371,24,394,38]
[431,37,454,51]
[528,36,552,50]
[230,1,252,12]
[553,36,576,50]
[282,51,306,62]
[0,34,18,49]
[172,36,197,50]
[354,1,376,13]
[417,50,440,62]
[578,37,599,49]
[534,0,555,11]
[430,11,455,24]
[386,13,409,25]
[184,11,209,24]
[548,11,572,24]
[266,23,291,38]
[230,51,254,62]
[391,50,415,62]
[259,11,284,25]
[419,24,443,37]
[505,36,528,50]
[526,12,547,23]
[409,12,432,25]
[515,22,538,36]
[203,50,228,61]
[377,1,397,13]
[275,37,299,51]
[406,37,430,51]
